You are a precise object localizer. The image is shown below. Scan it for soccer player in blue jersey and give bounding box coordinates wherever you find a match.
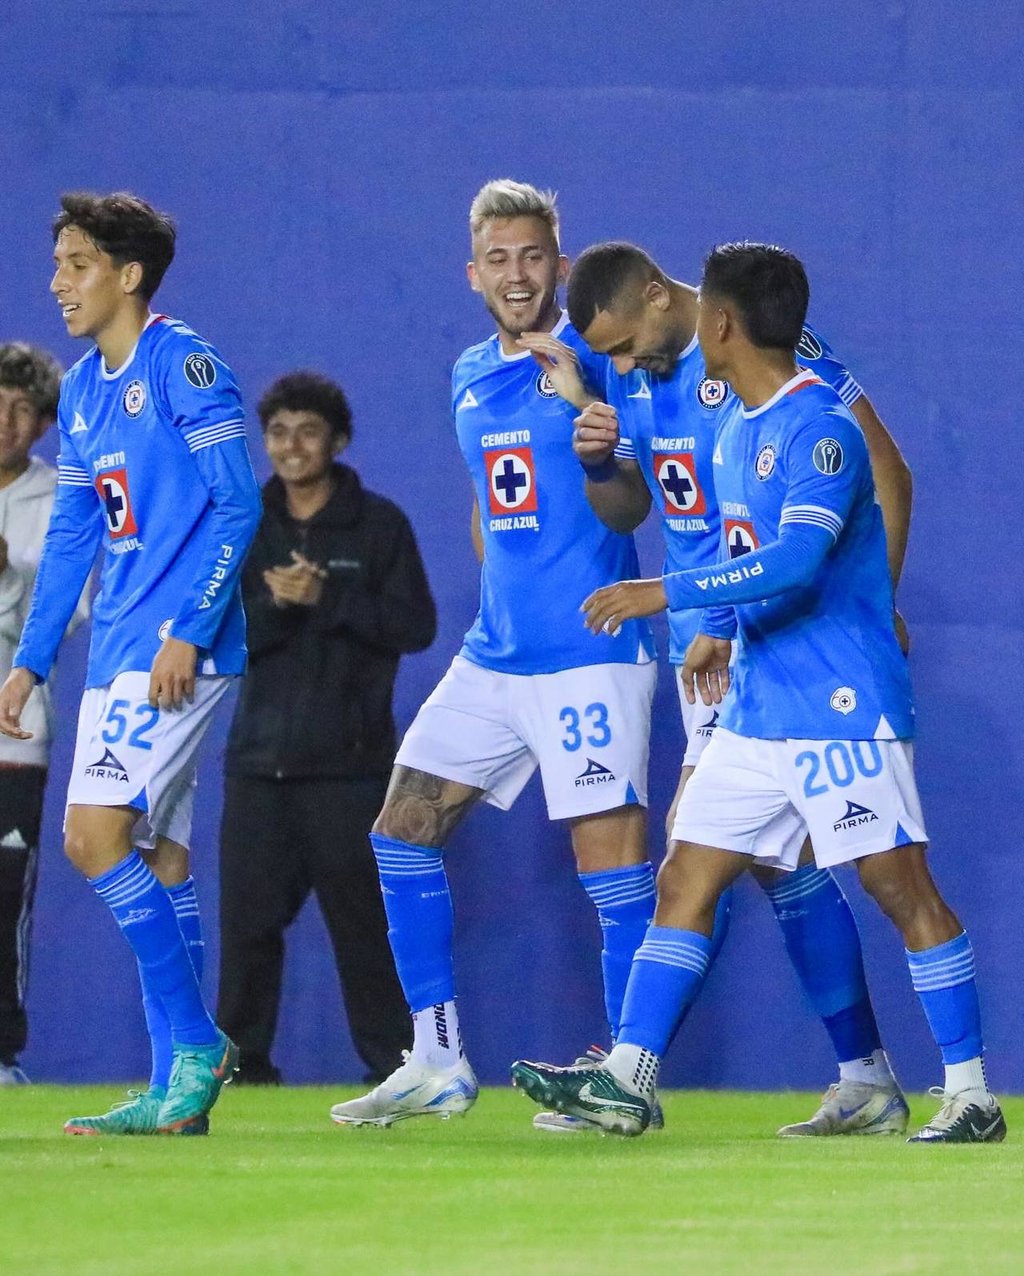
[330,180,662,1130]
[512,242,1005,1144]
[0,192,262,1134]
[519,243,913,1136]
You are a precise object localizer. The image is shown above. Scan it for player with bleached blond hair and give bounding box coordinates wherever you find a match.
[330,179,668,1131]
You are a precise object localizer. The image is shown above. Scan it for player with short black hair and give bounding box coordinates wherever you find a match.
[513,242,1005,1145]
[567,243,669,336]
[0,191,262,1134]
[53,191,176,303]
[518,234,914,1136]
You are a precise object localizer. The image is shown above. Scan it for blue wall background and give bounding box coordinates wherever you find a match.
[1,1,1021,1092]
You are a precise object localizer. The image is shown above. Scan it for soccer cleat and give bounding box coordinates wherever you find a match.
[330,1051,478,1128]
[907,1088,1007,1144]
[0,1062,30,1085]
[512,1059,650,1137]
[62,1087,205,1136]
[777,1079,910,1138]
[532,1046,665,1133]
[532,1110,604,1133]
[156,1031,238,1135]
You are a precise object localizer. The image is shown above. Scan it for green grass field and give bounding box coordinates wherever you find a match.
[3,1086,1022,1274]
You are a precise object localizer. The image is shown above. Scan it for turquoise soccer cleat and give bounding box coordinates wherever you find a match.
[63,1087,196,1136]
[156,1031,238,1135]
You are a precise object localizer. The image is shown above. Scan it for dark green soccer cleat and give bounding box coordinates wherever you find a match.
[511,1059,651,1137]
[908,1090,1007,1144]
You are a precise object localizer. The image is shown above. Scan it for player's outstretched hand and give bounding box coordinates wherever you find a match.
[572,401,620,468]
[517,332,590,409]
[582,578,668,635]
[148,636,198,711]
[0,668,37,740]
[680,634,733,707]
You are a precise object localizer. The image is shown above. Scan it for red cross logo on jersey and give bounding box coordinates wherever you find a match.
[95,468,138,538]
[725,518,758,558]
[656,453,705,515]
[485,447,537,515]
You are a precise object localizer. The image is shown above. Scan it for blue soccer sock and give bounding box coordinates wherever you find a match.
[906,931,988,1096]
[578,862,656,1040]
[369,834,456,1015]
[167,876,205,980]
[615,925,714,1058]
[762,864,887,1077]
[140,876,206,1091]
[90,852,218,1048]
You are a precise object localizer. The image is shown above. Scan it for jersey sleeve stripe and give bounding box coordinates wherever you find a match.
[835,373,863,406]
[183,419,247,452]
[57,465,92,486]
[614,437,637,460]
[780,505,845,541]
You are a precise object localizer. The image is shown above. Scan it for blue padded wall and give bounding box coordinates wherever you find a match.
[1,1,1020,1091]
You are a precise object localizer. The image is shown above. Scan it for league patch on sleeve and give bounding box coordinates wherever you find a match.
[812,438,844,475]
[796,328,824,360]
[183,352,218,389]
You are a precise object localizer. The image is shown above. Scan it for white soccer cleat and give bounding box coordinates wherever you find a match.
[329,1051,478,1128]
[777,1079,910,1138]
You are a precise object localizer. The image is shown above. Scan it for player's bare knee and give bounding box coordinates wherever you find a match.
[571,804,647,873]
[655,844,707,915]
[64,805,136,875]
[857,844,944,930]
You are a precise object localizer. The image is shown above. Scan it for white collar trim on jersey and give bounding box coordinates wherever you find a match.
[99,312,160,380]
[496,309,569,362]
[680,331,699,360]
[741,368,818,419]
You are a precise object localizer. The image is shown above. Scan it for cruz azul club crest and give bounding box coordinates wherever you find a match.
[696,378,727,408]
[655,453,705,515]
[724,518,758,558]
[95,468,138,538]
[485,447,537,515]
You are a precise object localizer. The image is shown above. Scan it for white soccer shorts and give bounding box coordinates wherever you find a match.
[65,671,233,850]
[395,654,656,820]
[674,664,724,768]
[673,726,927,870]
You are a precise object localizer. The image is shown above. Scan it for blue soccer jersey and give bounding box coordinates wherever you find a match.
[16,315,262,687]
[455,314,654,674]
[661,369,913,741]
[611,323,863,662]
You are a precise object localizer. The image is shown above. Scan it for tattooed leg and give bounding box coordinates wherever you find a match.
[373,766,483,846]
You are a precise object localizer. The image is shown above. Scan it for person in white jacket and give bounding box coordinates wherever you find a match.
[0,342,88,1084]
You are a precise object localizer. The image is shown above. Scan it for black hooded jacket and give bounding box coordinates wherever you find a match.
[225,462,436,779]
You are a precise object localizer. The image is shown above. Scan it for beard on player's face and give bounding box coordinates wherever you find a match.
[482,283,559,340]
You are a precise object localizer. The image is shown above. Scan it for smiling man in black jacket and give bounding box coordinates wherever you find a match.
[218,371,436,1084]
